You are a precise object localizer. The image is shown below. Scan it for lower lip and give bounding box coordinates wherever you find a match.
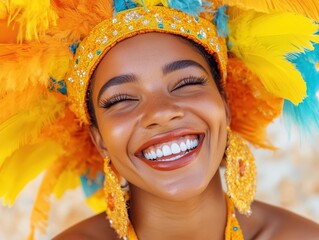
[139,139,204,171]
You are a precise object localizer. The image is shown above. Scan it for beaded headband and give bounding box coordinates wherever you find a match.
[67,6,227,125]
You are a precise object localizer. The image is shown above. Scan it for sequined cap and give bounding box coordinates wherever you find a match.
[66,6,227,124]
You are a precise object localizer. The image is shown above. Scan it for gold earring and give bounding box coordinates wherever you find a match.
[104,156,129,238]
[224,127,256,215]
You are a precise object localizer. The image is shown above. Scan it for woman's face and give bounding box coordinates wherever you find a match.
[90,33,228,201]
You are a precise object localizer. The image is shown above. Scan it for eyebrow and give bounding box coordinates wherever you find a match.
[162,59,208,75]
[97,60,208,102]
[98,74,136,102]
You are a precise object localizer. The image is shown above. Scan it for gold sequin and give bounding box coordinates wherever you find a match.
[225,127,257,215]
[66,6,227,125]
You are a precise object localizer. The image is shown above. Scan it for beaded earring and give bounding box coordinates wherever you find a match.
[224,127,256,215]
[104,156,129,238]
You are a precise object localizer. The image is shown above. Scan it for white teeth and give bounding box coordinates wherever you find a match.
[144,151,152,160]
[162,145,172,156]
[171,143,181,154]
[180,142,187,151]
[151,150,157,159]
[186,139,191,149]
[194,139,199,148]
[191,140,198,148]
[143,136,200,160]
[156,149,163,158]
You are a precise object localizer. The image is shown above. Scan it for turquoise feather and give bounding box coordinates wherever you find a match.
[114,0,137,13]
[284,39,319,135]
[168,0,203,16]
[80,171,104,198]
[215,5,229,37]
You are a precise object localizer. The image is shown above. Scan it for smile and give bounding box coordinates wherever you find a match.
[135,129,205,171]
[143,135,199,161]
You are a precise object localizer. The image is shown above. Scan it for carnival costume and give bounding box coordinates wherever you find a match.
[0,0,319,239]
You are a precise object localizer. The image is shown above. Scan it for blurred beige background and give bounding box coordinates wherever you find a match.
[1,119,319,240]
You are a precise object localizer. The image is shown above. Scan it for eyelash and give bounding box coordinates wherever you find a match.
[99,93,135,109]
[99,76,208,109]
[172,76,208,91]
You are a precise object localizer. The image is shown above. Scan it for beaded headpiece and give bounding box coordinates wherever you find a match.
[67,5,228,124]
[1,0,319,239]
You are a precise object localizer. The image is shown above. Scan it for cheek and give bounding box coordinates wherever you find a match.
[189,91,227,157]
[186,90,226,124]
[98,113,137,156]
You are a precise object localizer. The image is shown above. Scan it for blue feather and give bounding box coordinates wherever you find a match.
[284,39,319,135]
[214,5,229,37]
[49,77,67,95]
[80,171,104,198]
[114,0,137,13]
[168,0,203,16]
[69,43,79,55]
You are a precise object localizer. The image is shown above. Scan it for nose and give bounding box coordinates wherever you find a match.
[140,96,184,129]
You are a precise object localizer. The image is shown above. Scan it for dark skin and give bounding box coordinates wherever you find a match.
[54,33,319,240]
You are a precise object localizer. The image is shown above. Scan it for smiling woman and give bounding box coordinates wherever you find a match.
[89,33,227,202]
[1,1,319,240]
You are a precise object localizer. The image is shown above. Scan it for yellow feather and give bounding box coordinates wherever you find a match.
[4,0,57,42]
[0,1,7,19]
[0,140,64,206]
[85,189,106,213]
[28,157,69,238]
[222,0,319,21]
[49,55,71,81]
[228,11,319,104]
[53,170,80,199]
[135,0,168,7]
[0,95,65,167]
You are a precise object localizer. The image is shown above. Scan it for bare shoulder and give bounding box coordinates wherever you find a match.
[238,200,319,240]
[53,212,118,240]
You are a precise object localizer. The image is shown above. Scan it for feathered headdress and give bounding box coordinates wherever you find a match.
[0,0,318,239]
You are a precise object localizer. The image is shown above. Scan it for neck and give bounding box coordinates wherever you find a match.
[129,171,227,240]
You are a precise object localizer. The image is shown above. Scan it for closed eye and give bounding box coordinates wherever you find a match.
[99,93,137,109]
[172,76,208,91]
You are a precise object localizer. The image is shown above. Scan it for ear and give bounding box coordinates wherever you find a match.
[89,125,109,158]
[221,92,231,126]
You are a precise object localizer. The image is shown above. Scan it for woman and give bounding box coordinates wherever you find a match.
[56,32,319,239]
[0,1,319,239]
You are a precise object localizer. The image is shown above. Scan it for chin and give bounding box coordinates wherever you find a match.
[149,166,219,202]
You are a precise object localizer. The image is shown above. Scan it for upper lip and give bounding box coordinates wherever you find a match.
[135,128,204,157]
